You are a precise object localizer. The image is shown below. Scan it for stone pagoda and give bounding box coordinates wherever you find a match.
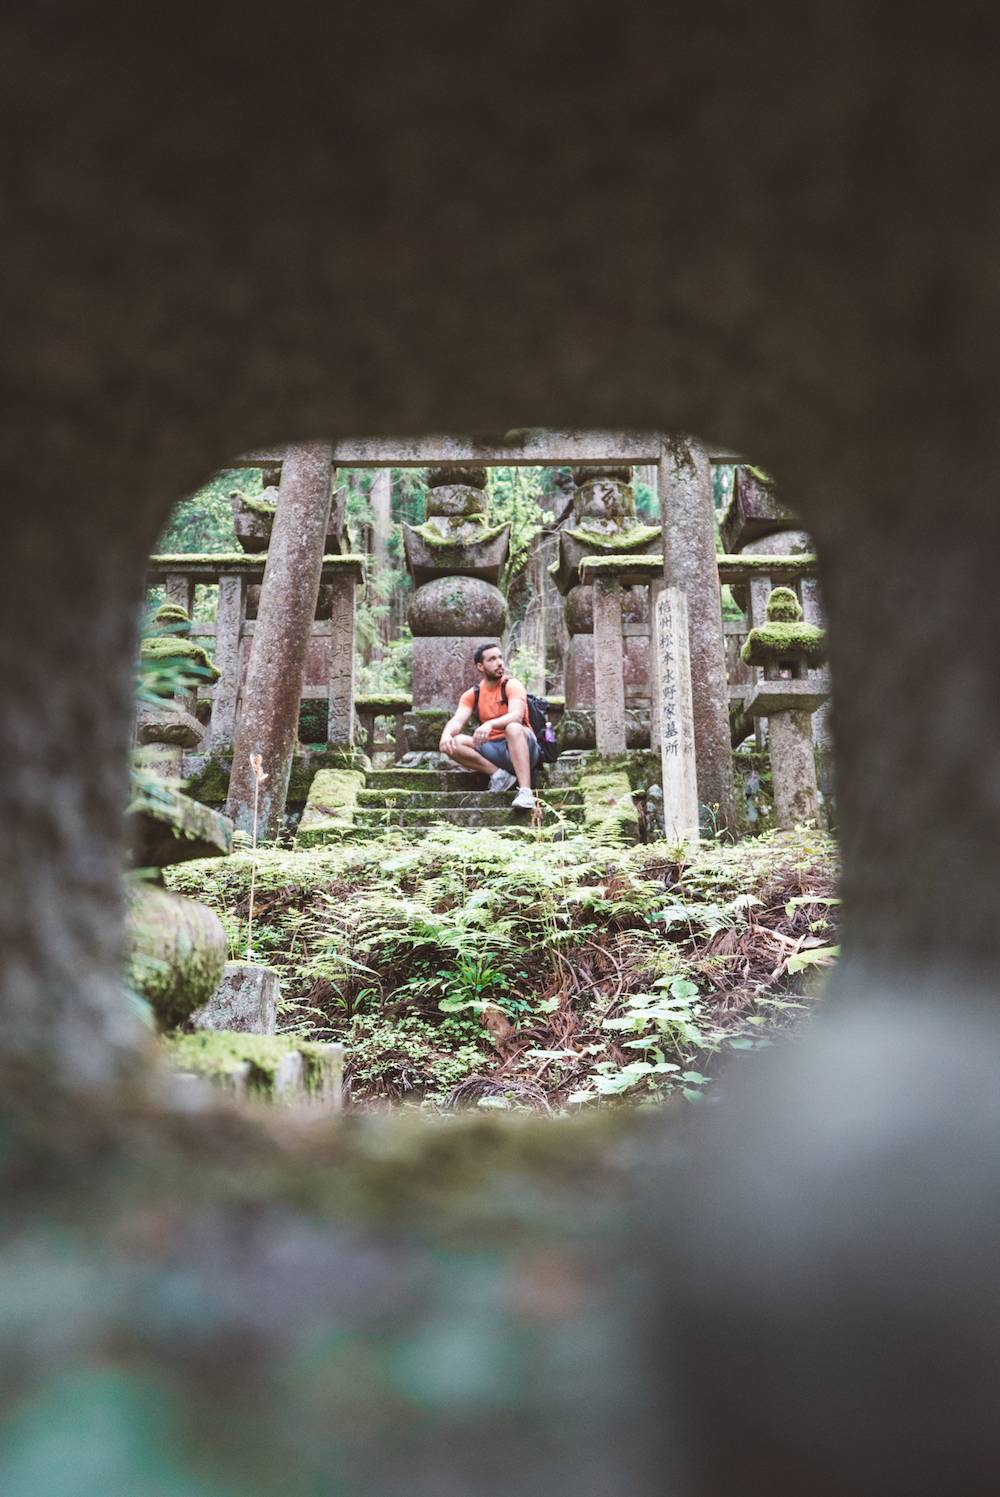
[550,466,661,748]
[402,467,510,752]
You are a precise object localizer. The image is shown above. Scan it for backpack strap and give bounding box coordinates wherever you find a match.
[473,680,509,718]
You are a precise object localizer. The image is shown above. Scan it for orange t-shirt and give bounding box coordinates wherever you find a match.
[459,676,528,740]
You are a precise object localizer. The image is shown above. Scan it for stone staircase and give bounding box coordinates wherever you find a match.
[356,768,585,833]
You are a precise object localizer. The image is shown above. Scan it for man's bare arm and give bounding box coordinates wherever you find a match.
[470,695,526,745]
[440,701,473,754]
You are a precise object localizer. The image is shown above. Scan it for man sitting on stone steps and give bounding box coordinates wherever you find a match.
[439,643,540,811]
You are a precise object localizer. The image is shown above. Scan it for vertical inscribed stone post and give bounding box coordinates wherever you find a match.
[659,437,737,827]
[205,574,245,752]
[327,568,358,746]
[654,587,700,848]
[592,574,627,755]
[226,442,334,837]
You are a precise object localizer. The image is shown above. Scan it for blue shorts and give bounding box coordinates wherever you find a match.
[477,732,541,776]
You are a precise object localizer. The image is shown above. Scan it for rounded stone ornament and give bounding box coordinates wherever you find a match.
[425,484,490,519]
[565,585,594,635]
[408,575,507,636]
[126,885,228,1031]
[573,477,636,525]
[427,465,488,490]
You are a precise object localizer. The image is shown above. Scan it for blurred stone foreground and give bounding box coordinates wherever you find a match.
[0,1075,651,1497]
[5,2,1000,1495]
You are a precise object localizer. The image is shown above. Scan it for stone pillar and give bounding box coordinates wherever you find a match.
[767,710,821,827]
[164,573,194,615]
[592,575,626,755]
[205,573,244,753]
[327,570,358,746]
[660,437,738,828]
[654,587,700,848]
[226,442,334,838]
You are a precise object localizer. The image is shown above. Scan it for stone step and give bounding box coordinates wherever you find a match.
[365,768,489,791]
[357,787,583,810]
[353,805,583,830]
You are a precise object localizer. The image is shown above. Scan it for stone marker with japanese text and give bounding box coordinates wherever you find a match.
[654,587,700,847]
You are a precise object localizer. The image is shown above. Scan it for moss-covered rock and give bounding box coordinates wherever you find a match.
[126,882,228,1031]
[234,488,278,518]
[127,783,233,867]
[161,1029,338,1098]
[579,766,640,843]
[565,524,661,551]
[152,603,192,632]
[139,635,221,684]
[355,694,413,713]
[741,621,828,667]
[410,517,508,549]
[765,586,803,622]
[296,768,366,846]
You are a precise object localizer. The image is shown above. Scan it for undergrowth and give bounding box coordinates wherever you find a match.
[166,826,839,1113]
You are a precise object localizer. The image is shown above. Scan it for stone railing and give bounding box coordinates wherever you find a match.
[146,553,366,754]
[354,694,412,760]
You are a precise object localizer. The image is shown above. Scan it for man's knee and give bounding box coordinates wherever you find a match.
[506,721,525,740]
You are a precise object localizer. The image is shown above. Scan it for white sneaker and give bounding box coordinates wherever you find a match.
[511,786,536,811]
[488,768,517,792]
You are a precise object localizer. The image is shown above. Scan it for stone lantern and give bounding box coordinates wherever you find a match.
[402,467,510,752]
[136,603,220,780]
[741,587,828,828]
[551,466,660,748]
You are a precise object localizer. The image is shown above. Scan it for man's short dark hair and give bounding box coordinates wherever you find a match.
[473,643,500,666]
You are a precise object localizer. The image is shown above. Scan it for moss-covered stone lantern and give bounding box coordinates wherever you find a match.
[741,587,829,828]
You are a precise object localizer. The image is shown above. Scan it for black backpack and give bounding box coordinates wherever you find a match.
[473,679,560,764]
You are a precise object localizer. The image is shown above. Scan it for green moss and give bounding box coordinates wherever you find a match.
[565,525,661,552]
[743,465,774,487]
[741,622,827,667]
[765,586,803,622]
[716,553,817,572]
[149,553,365,570]
[184,754,231,803]
[355,694,413,712]
[547,695,565,708]
[162,1030,334,1097]
[126,883,227,1032]
[579,767,640,843]
[296,768,365,847]
[412,709,450,721]
[579,555,663,578]
[410,518,508,550]
[152,604,191,631]
[233,489,277,518]
[140,636,220,683]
